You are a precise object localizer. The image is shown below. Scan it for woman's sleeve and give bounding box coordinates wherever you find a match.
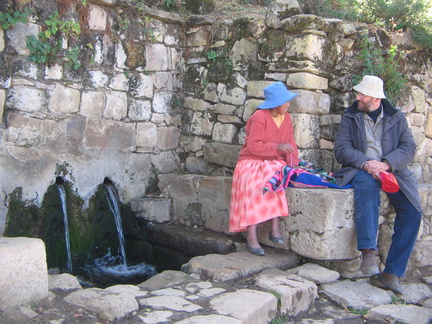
[245,115,279,157]
[284,114,299,166]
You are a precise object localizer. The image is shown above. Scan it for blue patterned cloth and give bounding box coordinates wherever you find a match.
[263,166,352,194]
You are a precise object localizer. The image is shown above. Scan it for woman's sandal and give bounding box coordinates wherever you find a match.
[269,233,285,245]
[246,243,265,256]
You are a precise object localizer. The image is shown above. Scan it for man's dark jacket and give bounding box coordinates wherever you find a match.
[333,99,422,212]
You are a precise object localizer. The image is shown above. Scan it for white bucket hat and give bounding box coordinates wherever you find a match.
[353,75,386,99]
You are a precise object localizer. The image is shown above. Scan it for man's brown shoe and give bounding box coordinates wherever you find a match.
[360,249,380,276]
[376,272,403,294]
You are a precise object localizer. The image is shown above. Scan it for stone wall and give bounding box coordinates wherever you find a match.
[0,0,431,274]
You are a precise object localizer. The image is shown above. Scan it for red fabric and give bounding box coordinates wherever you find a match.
[238,109,299,167]
[380,171,400,193]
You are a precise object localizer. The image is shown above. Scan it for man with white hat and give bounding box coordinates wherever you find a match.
[333,75,422,294]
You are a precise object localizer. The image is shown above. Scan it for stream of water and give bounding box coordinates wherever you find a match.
[105,185,128,270]
[57,185,73,274]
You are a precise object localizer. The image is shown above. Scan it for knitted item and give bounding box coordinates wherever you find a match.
[263,162,353,194]
[298,160,337,183]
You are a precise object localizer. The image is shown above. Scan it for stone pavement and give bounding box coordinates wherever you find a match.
[2,245,432,324]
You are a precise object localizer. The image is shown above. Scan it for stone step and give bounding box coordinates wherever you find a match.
[185,249,301,282]
[143,222,242,256]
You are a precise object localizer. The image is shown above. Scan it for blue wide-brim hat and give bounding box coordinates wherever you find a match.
[258,81,298,109]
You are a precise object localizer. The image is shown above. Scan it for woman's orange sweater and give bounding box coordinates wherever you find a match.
[238,109,299,167]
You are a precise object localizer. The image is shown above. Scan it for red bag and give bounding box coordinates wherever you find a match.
[380,171,399,193]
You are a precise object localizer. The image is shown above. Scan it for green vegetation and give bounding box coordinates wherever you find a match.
[141,16,158,43]
[26,11,82,69]
[207,50,219,61]
[206,49,234,82]
[0,9,30,29]
[64,46,81,70]
[300,0,418,103]
[163,0,177,8]
[348,306,368,316]
[268,289,283,308]
[300,0,432,53]
[355,32,406,104]
[240,0,271,5]
[118,15,131,32]
[269,315,289,324]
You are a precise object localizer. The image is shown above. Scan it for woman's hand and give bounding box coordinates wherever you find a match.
[277,143,295,153]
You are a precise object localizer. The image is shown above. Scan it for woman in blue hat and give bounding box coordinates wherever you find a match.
[229,81,299,256]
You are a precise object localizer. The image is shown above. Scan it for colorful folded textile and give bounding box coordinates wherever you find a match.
[263,166,352,194]
[380,171,399,193]
[263,166,294,193]
[298,160,337,183]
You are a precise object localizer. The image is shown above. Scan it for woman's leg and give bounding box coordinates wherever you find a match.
[247,224,261,248]
[271,217,281,237]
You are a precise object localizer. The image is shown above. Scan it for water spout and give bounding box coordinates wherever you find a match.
[104,181,127,271]
[56,180,72,274]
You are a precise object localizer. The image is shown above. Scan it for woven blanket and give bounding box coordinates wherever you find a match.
[263,166,352,194]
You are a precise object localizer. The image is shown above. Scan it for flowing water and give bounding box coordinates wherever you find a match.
[105,185,128,270]
[79,184,158,287]
[57,185,73,274]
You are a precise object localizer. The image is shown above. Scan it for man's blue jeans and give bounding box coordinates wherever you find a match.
[351,170,422,277]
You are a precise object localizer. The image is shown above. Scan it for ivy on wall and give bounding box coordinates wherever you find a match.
[27,11,82,69]
[0,9,30,29]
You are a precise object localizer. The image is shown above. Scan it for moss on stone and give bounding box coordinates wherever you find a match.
[232,18,252,41]
[4,187,42,238]
[123,39,146,70]
[207,61,232,83]
[185,202,203,227]
[185,0,215,15]
[246,62,266,80]
[183,65,205,94]
[259,30,287,59]
[3,180,134,273]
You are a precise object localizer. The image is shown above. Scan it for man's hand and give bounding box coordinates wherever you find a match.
[364,160,390,180]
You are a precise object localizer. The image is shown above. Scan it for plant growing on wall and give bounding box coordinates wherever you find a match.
[299,0,432,54]
[26,11,82,69]
[141,15,158,43]
[206,49,234,81]
[163,0,177,8]
[0,8,30,29]
[354,32,406,104]
[206,50,218,61]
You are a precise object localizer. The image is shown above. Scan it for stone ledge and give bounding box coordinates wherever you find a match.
[154,174,360,260]
[144,222,241,256]
[0,237,48,311]
[145,174,432,277]
[284,187,359,260]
